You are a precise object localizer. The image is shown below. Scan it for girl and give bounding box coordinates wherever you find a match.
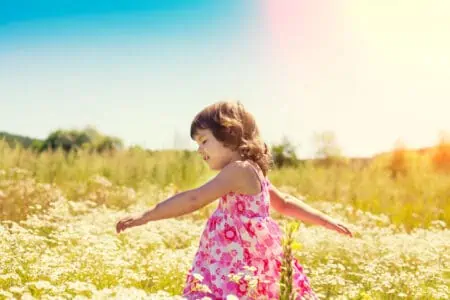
[116,101,353,299]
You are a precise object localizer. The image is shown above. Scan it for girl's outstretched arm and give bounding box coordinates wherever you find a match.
[116,162,244,233]
[269,183,353,237]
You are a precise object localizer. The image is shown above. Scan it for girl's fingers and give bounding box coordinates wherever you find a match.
[116,220,127,233]
[337,224,352,237]
[342,226,353,237]
[116,216,134,233]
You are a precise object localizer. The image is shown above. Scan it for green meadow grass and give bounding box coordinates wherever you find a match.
[0,141,449,299]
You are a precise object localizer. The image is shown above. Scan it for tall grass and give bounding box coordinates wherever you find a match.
[2,140,448,230]
[0,140,449,299]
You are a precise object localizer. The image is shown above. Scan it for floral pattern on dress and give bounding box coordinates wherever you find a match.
[183,164,317,300]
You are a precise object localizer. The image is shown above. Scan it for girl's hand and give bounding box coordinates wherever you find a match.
[324,219,353,237]
[116,215,140,233]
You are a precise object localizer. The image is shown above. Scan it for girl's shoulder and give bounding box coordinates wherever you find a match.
[229,160,265,196]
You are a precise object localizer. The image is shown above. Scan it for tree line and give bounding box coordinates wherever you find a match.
[0,126,123,154]
[2,128,450,173]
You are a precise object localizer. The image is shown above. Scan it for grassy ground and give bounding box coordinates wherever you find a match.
[0,141,449,299]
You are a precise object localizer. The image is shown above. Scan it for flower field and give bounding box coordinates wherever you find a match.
[0,142,449,299]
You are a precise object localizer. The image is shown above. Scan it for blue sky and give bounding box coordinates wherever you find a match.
[1,1,449,158]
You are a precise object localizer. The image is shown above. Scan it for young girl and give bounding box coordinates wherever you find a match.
[116,101,353,299]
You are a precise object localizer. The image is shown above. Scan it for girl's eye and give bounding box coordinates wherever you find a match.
[202,140,207,145]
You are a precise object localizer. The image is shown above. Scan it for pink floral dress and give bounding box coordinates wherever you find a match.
[182,163,317,300]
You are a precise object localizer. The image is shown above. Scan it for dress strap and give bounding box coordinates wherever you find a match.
[246,160,265,191]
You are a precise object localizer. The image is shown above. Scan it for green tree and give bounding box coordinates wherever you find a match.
[40,126,123,153]
[95,136,123,153]
[270,136,300,168]
[0,131,42,149]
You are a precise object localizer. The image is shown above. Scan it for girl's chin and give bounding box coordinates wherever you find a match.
[207,161,219,170]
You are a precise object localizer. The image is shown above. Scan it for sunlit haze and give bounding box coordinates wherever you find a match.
[1,0,449,158]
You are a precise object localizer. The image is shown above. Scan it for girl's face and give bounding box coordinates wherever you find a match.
[194,128,241,170]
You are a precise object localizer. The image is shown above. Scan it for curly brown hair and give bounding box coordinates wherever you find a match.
[190,101,272,176]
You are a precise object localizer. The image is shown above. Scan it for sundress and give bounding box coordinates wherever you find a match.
[182,162,318,300]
